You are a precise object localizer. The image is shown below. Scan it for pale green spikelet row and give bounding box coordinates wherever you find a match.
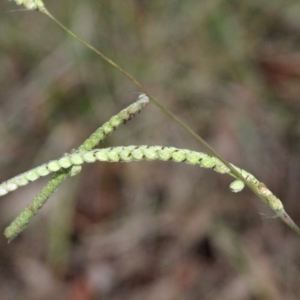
[0,146,283,209]
[77,94,149,152]
[4,171,67,242]
[11,0,45,11]
[0,145,228,198]
[4,145,285,241]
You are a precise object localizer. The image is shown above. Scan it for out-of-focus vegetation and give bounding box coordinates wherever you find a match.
[1,0,300,299]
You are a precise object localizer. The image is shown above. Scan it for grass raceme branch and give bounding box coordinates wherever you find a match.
[4,145,287,241]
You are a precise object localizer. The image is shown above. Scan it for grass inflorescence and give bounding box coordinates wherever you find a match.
[3,0,300,242]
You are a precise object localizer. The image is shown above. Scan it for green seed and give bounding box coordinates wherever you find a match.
[12,0,45,11]
[229,180,245,193]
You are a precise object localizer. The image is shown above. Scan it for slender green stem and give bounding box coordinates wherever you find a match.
[279,211,300,237]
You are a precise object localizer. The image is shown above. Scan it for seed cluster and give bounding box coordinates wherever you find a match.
[0,146,228,196]
[77,94,149,152]
[12,0,45,11]
[1,144,284,218]
[0,145,245,195]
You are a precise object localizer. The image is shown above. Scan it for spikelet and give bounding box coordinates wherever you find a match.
[258,183,284,212]
[11,0,45,11]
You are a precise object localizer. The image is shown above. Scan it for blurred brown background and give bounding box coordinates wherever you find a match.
[1,0,300,299]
